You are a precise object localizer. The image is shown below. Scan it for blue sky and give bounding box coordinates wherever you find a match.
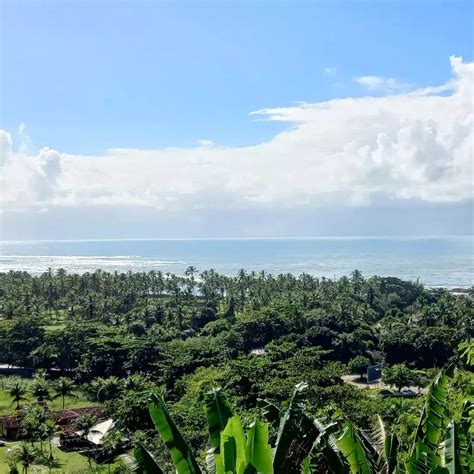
[2,0,472,154]
[0,1,472,240]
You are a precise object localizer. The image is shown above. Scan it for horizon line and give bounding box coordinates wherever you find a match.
[0,234,473,244]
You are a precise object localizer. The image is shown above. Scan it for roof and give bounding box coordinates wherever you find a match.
[51,406,104,425]
[0,415,19,429]
[0,406,104,431]
[76,418,114,445]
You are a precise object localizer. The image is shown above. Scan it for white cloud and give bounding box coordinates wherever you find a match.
[0,56,472,216]
[197,139,215,147]
[0,130,12,167]
[17,122,31,153]
[354,75,414,93]
[324,67,336,75]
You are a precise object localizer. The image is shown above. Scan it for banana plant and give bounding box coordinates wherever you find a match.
[442,400,473,474]
[211,415,273,474]
[135,389,273,474]
[305,414,400,474]
[204,388,273,473]
[148,393,202,474]
[303,420,349,474]
[335,419,372,474]
[406,365,455,473]
[260,382,325,473]
[204,387,233,453]
[128,370,468,474]
[134,443,165,474]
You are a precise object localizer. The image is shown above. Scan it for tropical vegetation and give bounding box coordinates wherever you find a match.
[0,268,471,472]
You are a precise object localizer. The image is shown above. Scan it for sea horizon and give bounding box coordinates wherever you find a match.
[1,235,472,288]
[1,234,472,243]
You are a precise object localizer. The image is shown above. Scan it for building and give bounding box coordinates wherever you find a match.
[0,406,104,440]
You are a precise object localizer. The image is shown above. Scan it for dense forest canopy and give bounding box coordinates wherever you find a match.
[0,268,472,472]
[0,269,471,372]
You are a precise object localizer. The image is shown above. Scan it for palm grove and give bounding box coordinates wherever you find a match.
[0,268,472,472]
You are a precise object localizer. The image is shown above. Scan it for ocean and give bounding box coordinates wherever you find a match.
[0,236,472,288]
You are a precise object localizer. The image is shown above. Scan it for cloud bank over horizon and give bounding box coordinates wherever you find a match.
[0,56,473,238]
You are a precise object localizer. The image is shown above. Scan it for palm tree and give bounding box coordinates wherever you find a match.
[33,369,47,380]
[20,406,47,450]
[9,380,27,409]
[30,378,51,403]
[41,419,57,460]
[52,377,77,409]
[100,430,124,473]
[15,442,36,474]
[90,376,121,402]
[184,265,198,277]
[76,413,98,467]
[122,374,146,392]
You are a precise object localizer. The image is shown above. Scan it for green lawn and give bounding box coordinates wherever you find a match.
[0,441,120,473]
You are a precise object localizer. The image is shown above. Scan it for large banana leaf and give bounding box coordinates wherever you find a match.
[148,393,202,474]
[444,422,461,474]
[219,416,247,473]
[384,433,400,474]
[312,419,350,474]
[205,388,233,452]
[262,384,344,473]
[371,415,387,456]
[406,365,455,474]
[133,443,165,474]
[272,382,321,473]
[212,416,273,474]
[444,400,473,474]
[363,415,399,473]
[245,420,273,473]
[336,420,371,474]
[258,398,281,428]
[301,455,312,474]
[459,401,473,473]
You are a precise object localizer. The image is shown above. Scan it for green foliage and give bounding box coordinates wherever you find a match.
[336,420,371,474]
[134,443,164,474]
[271,382,321,473]
[383,364,415,392]
[214,416,273,474]
[148,393,202,474]
[9,380,27,408]
[52,376,77,409]
[348,356,371,378]
[0,269,472,473]
[204,388,233,452]
[443,400,473,474]
[406,365,455,473]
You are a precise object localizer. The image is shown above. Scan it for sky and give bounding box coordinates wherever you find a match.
[0,0,473,240]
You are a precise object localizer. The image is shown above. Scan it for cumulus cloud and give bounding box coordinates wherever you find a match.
[0,56,472,215]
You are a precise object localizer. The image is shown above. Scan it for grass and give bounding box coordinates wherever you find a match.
[0,441,120,473]
[0,376,96,417]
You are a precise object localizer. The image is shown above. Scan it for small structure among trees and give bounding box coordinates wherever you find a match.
[0,406,104,440]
